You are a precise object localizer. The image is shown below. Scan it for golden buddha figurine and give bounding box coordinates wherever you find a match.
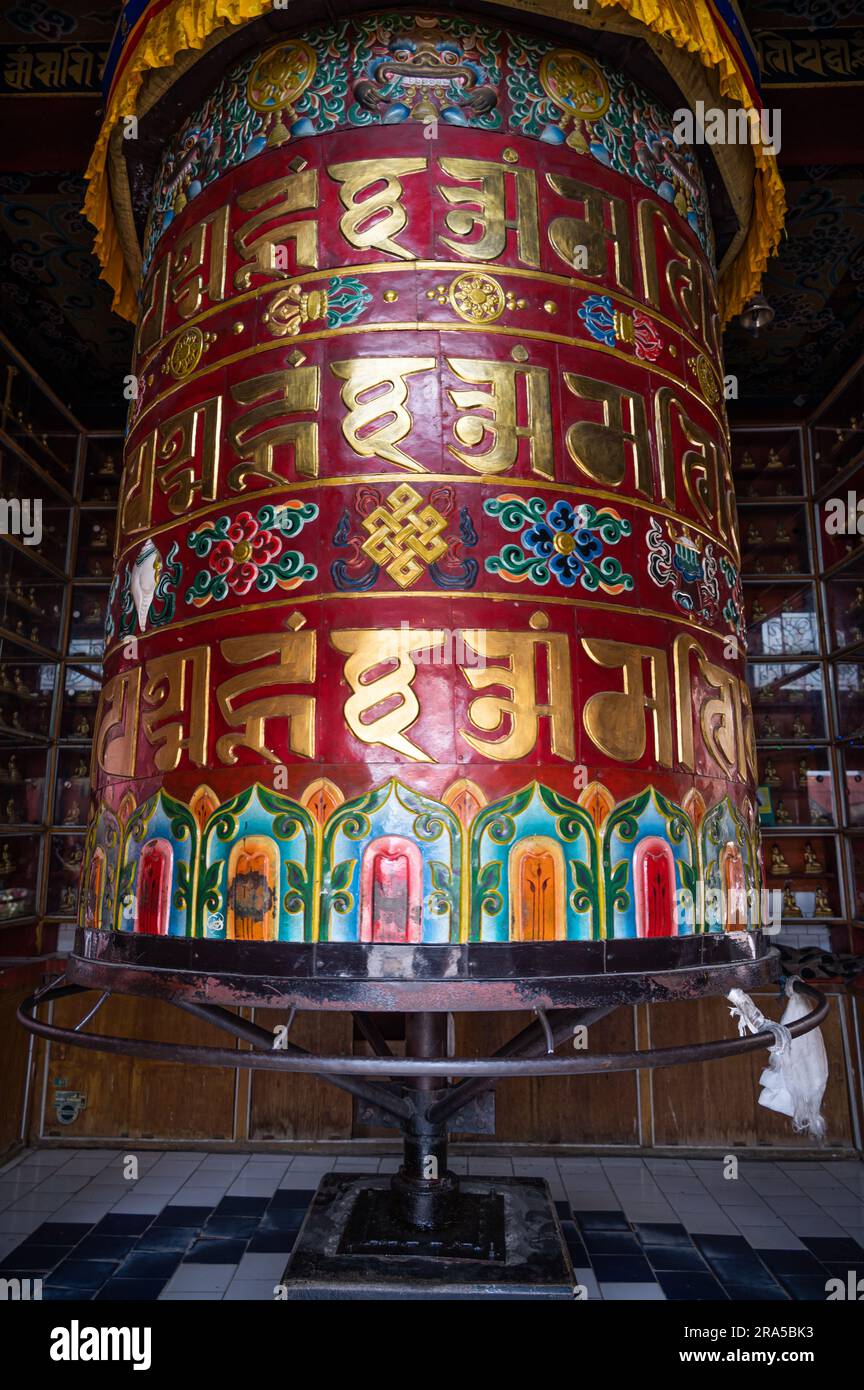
[64,800,81,825]
[7,754,20,782]
[0,844,14,875]
[13,580,24,601]
[98,453,117,477]
[782,556,796,573]
[803,841,823,875]
[12,669,28,696]
[767,447,783,470]
[740,450,755,471]
[775,482,787,496]
[73,758,88,778]
[792,716,807,737]
[770,843,791,875]
[775,800,792,824]
[761,716,779,738]
[763,758,781,786]
[814,886,831,916]
[798,759,810,786]
[783,882,802,917]
[747,522,763,545]
[74,714,90,736]
[774,521,790,544]
[5,799,15,822]
[752,598,767,622]
[60,885,77,913]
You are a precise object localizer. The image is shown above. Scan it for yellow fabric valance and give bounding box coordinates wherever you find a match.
[84,0,783,325]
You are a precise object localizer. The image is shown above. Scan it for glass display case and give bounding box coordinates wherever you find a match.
[0,335,116,937]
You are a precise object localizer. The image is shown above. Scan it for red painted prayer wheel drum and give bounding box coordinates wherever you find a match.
[73,10,774,1010]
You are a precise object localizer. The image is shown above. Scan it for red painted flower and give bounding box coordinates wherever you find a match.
[208,512,282,595]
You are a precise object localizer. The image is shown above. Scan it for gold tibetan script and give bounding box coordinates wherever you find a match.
[171,206,230,320]
[446,359,553,477]
[459,618,575,761]
[234,170,319,289]
[215,631,316,763]
[564,374,651,493]
[329,157,426,260]
[546,175,633,293]
[332,358,435,472]
[582,638,673,767]
[331,627,446,762]
[228,368,320,486]
[437,157,540,266]
[94,668,141,777]
[142,647,211,772]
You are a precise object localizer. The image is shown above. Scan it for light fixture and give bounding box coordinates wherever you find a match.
[738,291,775,336]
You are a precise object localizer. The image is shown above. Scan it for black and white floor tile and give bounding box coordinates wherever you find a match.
[0,1150,861,1301]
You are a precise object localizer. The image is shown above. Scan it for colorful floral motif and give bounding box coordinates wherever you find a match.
[184,502,318,607]
[485,496,633,593]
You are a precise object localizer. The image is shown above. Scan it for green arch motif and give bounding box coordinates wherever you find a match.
[196,784,316,941]
[116,791,198,933]
[469,783,598,941]
[603,787,697,930]
[320,779,462,942]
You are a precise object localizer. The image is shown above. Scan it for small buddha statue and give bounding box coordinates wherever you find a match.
[7,755,20,782]
[775,482,787,496]
[5,799,15,822]
[767,447,783,470]
[98,453,117,477]
[60,885,77,912]
[775,800,792,824]
[747,522,763,545]
[763,758,781,786]
[10,711,22,732]
[770,843,791,875]
[798,759,810,786]
[782,881,802,917]
[814,885,831,916]
[27,587,41,612]
[13,580,24,601]
[782,556,796,573]
[761,716,779,737]
[74,758,88,778]
[12,669,27,695]
[774,521,790,544]
[74,714,90,736]
[0,844,14,874]
[29,625,38,642]
[755,558,766,573]
[91,523,109,550]
[740,450,755,471]
[792,716,807,737]
[803,841,823,875]
[64,800,81,825]
[752,599,767,622]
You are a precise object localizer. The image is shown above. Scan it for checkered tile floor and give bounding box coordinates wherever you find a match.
[0,1150,861,1300]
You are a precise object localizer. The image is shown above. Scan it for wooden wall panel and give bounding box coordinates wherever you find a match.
[248,1010,353,1141]
[649,992,856,1148]
[0,984,33,1159]
[41,993,237,1142]
[454,1010,641,1145]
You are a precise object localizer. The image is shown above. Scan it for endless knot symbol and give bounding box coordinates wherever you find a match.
[361,483,448,588]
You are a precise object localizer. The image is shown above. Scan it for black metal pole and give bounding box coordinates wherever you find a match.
[390,1012,459,1231]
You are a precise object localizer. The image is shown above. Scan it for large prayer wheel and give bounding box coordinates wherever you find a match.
[68,5,781,1009]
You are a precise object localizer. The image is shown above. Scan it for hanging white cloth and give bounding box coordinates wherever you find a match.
[726,980,828,1140]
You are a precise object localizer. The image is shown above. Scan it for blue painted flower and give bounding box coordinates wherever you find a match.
[522,502,603,586]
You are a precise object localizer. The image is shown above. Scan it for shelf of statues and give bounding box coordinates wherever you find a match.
[733,443,804,499]
[0,839,38,922]
[826,582,864,651]
[4,408,75,475]
[61,684,97,743]
[758,755,834,826]
[82,447,122,505]
[765,839,839,919]
[70,591,108,635]
[1,580,52,620]
[47,881,80,918]
[745,587,819,658]
[53,795,83,822]
[739,513,810,577]
[75,517,115,580]
[813,415,864,487]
